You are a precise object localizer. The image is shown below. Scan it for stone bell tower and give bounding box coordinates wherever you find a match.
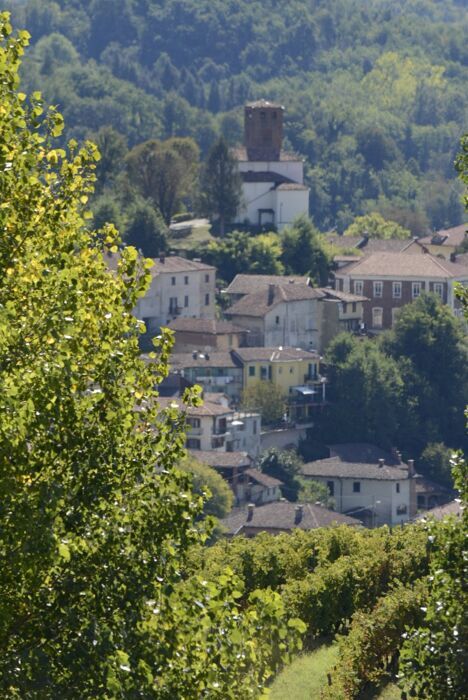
[244,99,284,161]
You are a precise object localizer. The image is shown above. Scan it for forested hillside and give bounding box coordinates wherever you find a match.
[5,0,468,233]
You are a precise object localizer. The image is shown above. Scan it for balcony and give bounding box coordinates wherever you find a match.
[187,426,203,436]
[168,305,182,316]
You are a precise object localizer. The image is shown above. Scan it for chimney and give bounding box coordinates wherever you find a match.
[391,447,402,463]
[205,352,210,361]
[294,505,303,524]
[378,458,385,468]
[268,284,276,305]
[407,459,415,477]
[192,351,198,360]
[159,251,165,264]
[450,252,457,263]
[247,503,255,521]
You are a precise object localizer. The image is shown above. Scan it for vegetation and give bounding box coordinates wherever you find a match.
[4,0,467,235]
[256,448,303,501]
[322,293,468,471]
[270,643,339,699]
[178,455,233,519]
[198,137,242,236]
[343,212,411,239]
[241,380,285,426]
[0,19,305,696]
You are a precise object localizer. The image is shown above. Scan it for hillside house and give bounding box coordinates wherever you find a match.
[335,252,468,330]
[168,318,248,352]
[224,273,311,305]
[300,443,417,527]
[417,223,467,259]
[133,253,216,335]
[225,283,323,349]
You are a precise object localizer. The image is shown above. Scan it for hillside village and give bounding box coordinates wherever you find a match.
[125,101,467,535]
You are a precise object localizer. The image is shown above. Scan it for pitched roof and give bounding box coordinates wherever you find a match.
[326,236,418,254]
[419,223,467,248]
[226,284,323,318]
[225,274,310,296]
[244,468,283,488]
[301,458,409,481]
[148,255,215,275]
[158,397,233,417]
[168,318,246,335]
[241,170,294,184]
[246,99,284,109]
[318,288,368,303]
[335,252,468,279]
[221,501,361,535]
[189,450,251,469]
[233,347,319,363]
[415,500,462,521]
[170,351,241,370]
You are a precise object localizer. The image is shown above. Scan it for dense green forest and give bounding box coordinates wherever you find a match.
[4,0,468,234]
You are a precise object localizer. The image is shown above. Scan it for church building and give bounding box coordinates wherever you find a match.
[233,100,309,230]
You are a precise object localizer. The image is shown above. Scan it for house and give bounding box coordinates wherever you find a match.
[300,445,417,527]
[414,476,455,512]
[189,450,282,506]
[233,346,326,424]
[417,223,467,259]
[414,499,462,521]
[225,283,324,349]
[167,318,248,353]
[159,396,261,457]
[220,501,362,537]
[317,288,368,352]
[169,351,244,402]
[335,252,468,330]
[133,253,216,335]
[232,100,309,230]
[224,273,310,304]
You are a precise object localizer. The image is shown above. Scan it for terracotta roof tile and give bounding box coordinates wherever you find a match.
[233,347,319,363]
[335,252,468,279]
[189,450,251,469]
[225,274,310,296]
[168,318,245,335]
[221,501,362,535]
[226,284,323,318]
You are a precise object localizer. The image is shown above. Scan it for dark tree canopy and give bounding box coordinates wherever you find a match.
[198,137,242,236]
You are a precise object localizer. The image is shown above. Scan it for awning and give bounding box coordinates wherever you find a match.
[293,386,316,395]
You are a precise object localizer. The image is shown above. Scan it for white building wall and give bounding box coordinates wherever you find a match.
[135,268,216,331]
[275,189,310,229]
[264,299,319,350]
[305,475,411,526]
[239,182,276,225]
[230,412,262,458]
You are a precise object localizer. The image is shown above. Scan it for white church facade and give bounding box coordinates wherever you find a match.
[233,100,309,231]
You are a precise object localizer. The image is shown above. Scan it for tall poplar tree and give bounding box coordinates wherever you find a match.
[0,16,303,697]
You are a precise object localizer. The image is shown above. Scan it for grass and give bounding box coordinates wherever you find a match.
[269,643,402,700]
[269,642,339,699]
[167,222,215,251]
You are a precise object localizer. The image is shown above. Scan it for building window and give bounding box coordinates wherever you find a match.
[354,280,363,295]
[412,282,421,298]
[253,420,257,435]
[184,275,189,285]
[290,367,293,374]
[186,438,200,449]
[205,274,210,283]
[327,480,335,497]
[352,302,357,313]
[396,504,407,515]
[391,307,400,326]
[396,482,400,493]
[434,283,443,298]
[249,366,256,377]
[260,366,268,380]
[212,437,225,448]
[353,481,361,493]
[342,302,347,314]
[373,281,383,298]
[171,276,176,286]
[275,315,280,325]
[372,307,383,329]
[169,297,178,314]
[187,417,200,428]
[205,293,210,306]
[393,282,402,298]
[184,295,189,307]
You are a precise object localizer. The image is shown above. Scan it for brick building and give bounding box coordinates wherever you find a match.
[335,252,468,330]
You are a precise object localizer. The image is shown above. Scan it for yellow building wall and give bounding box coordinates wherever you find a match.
[243,358,319,395]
